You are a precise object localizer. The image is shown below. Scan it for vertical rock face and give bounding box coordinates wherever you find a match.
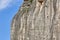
[11,0,60,40]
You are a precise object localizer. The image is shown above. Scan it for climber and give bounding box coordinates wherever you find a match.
[38,0,44,4]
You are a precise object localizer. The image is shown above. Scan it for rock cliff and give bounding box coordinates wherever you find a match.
[11,0,60,40]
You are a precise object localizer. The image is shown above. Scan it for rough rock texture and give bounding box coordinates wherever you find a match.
[11,0,60,40]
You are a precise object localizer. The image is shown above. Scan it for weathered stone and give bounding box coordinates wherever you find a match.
[11,0,60,40]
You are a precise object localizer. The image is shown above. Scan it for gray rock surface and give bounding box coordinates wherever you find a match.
[11,0,60,40]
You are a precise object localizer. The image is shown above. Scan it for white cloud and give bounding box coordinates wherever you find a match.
[0,0,12,10]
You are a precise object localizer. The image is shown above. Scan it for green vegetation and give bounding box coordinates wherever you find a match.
[29,0,33,3]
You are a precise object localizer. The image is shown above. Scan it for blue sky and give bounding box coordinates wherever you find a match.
[0,0,23,40]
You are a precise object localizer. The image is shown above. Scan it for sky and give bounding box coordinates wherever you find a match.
[0,0,23,40]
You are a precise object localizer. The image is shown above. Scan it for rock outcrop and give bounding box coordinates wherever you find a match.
[11,0,60,40]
